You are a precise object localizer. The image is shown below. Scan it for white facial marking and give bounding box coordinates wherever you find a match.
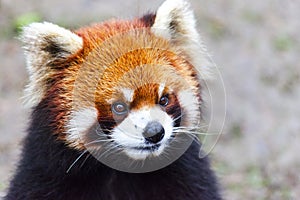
[66,107,98,146]
[158,83,165,97]
[112,106,174,159]
[120,88,134,102]
[177,89,200,126]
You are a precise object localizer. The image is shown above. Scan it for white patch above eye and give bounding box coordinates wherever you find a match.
[158,83,165,97]
[106,88,134,104]
[120,88,134,102]
[65,107,98,146]
[112,106,174,159]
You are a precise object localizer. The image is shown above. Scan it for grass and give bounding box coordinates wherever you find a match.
[241,9,263,24]
[214,160,294,199]
[273,34,295,52]
[13,12,43,34]
[201,16,229,40]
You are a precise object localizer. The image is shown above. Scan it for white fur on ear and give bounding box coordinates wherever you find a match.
[151,0,212,79]
[21,22,83,57]
[21,22,83,107]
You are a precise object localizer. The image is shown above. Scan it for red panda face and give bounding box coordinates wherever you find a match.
[21,0,212,172]
[102,86,180,159]
[66,30,202,170]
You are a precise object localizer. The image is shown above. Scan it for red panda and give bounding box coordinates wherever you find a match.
[6,0,222,199]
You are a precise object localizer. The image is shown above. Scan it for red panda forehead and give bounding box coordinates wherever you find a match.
[72,26,199,112]
[75,17,155,48]
[95,62,191,106]
[130,83,160,109]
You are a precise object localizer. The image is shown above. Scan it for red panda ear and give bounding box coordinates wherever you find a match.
[151,0,211,79]
[20,22,83,107]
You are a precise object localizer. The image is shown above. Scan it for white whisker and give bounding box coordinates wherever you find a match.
[66,150,88,173]
[85,138,114,146]
[79,153,91,169]
[172,114,184,123]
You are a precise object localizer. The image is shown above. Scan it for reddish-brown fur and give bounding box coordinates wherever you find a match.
[41,17,199,150]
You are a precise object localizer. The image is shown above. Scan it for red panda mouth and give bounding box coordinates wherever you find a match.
[130,143,161,151]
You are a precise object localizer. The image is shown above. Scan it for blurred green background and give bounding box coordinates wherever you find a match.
[0,0,299,199]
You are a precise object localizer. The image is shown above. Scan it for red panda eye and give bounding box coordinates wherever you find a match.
[112,102,128,115]
[159,96,169,107]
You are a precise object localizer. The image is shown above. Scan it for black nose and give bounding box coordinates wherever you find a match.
[142,121,165,144]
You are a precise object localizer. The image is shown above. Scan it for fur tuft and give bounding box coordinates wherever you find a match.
[151,0,212,80]
[21,22,83,108]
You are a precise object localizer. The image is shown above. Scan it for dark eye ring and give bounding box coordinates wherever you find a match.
[112,102,128,115]
[159,96,169,107]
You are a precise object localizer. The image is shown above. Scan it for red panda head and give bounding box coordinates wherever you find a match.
[21,0,212,172]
